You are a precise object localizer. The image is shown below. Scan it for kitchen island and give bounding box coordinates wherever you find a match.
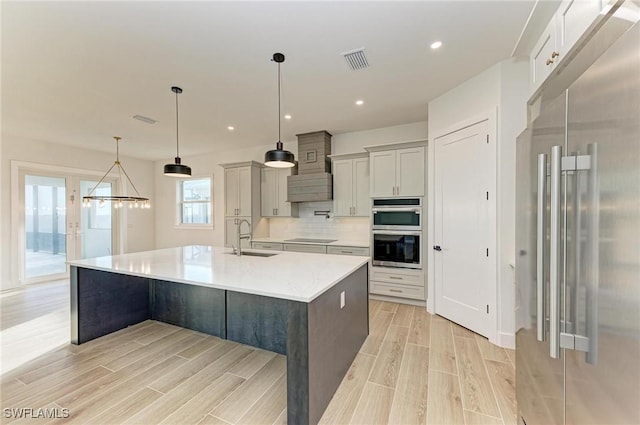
[68,245,369,425]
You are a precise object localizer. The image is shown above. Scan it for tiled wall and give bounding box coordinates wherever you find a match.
[267,201,370,241]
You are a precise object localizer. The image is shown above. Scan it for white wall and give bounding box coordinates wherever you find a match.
[427,58,529,348]
[1,134,156,291]
[332,121,428,154]
[154,141,296,249]
[154,122,428,250]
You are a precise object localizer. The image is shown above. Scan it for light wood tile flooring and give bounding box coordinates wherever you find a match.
[0,281,516,425]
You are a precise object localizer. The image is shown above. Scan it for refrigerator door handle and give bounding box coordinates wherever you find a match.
[549,145,562,359]
[536,153,547,342]
[585,143,599,365]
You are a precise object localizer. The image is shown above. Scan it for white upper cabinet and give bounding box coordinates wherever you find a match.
[369,151,396,197]
[330,154,370,217]
[221,161,262,247]
[224,166,254,216]
[531,19,558,93]
[261,167,298,217]
[368,144,426,198]
[556,0,601,54]
[530,0,604,94]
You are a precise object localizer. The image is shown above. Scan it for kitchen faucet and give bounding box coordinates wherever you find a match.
[235,219,252,256]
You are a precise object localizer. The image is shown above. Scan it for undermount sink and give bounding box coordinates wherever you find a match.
[284,238,337,243]
[226,251,279,257]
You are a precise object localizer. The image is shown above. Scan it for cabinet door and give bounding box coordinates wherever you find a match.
[261,167,277,217]
[276,168,292,217]
[353,157,370,216]
[224,217,252,248]
[370,151,396,197]
[332,159,353,217]
[556,0,601,58]
[531,18,557,92]
[237,166,252,216]
[224,168,239,216]
[396,147,425,196]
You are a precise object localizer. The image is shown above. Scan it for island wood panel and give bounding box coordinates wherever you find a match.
[225,264,369,425]
[151,279,226,338]
[71,266,150,344]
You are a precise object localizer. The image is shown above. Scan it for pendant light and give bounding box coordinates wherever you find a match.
[82,136,150,209]
[265,53,295,168]
[164,86,192,177]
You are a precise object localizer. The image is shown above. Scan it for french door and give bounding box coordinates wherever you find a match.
[19,168,118,284]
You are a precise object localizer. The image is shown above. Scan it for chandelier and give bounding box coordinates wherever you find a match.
[82,136,150,209]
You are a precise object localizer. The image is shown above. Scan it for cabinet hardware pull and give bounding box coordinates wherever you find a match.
[551,51,559,58]
[389,289,403,293]
[275,208,278,215]
[389,276,403,280]
[341,251,353,254]
[546,58,554,66]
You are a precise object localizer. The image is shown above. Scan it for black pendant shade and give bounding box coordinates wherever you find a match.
[265,53,295,168]
[164,157,192,177]
[164,86,192,177]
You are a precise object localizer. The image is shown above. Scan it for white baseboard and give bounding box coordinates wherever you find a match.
[369,294,426,307]
[496,331,515,349]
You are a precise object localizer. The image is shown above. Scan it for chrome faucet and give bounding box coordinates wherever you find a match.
[235,219,252,256]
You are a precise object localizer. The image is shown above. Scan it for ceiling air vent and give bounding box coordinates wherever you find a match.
[342,48,369,71]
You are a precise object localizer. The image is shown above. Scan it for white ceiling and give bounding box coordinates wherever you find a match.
[2,1,535,161]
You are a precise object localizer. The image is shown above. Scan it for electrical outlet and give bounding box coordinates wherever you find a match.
[340,291,345,309]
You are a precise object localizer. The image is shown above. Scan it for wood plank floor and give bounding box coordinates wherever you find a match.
[0,280,516,425]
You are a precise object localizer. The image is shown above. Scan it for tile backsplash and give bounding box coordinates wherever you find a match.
[267,201,370,241]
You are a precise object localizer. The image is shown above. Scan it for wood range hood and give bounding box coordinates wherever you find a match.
[287,130,333,203]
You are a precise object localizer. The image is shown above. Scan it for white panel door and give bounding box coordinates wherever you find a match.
[224,168,239,216]
[261,167,277,217]
[434,119,492,337]
[396,147,425,196]
[369,151,396,197]
[237,166,252,216]
[332,159,353,217]
[353,157,370,216]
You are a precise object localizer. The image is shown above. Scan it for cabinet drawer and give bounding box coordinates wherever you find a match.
[371,269,423,287]
[251,242,283,251]
[283,243,327,254]
[327,246,369,256]
[370,282,425,300]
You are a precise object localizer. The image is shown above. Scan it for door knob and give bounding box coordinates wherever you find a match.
[551,51,559,58]
[546,58,554,66]
[433,245,442,251]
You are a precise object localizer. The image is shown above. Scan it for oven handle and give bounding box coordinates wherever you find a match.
[373,230,422,237]
[372,208,421,213]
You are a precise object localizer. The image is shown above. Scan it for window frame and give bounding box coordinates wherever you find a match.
[175,175,213,229]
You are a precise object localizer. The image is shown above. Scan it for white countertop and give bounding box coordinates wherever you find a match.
[68,246,369,303]
[251,237,370,248]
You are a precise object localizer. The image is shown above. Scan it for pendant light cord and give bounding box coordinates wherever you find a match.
[278,61,281,143]
[175,91,180,158]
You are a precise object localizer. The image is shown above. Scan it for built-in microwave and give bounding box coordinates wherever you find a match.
[372,198,422,230]
[372,231,422,269]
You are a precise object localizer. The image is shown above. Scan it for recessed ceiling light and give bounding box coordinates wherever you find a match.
[355,100,364,106]
[430,41,443,50]
[227,126,235,131]
[284,114,292,120]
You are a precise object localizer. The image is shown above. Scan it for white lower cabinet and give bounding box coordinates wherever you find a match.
[326,246,370,256]
[283,243,327,254]
[369,267,425,301]
[250,242,283,251]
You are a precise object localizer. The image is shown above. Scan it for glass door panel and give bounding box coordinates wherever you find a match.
[24,175,67,279]
[78,180,113,259]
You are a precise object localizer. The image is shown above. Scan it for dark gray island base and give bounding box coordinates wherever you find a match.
[70,264,369,425]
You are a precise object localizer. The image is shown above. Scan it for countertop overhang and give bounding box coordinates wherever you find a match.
[68,245,369,303]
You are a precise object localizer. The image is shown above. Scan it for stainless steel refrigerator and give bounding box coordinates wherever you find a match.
[515,9,640,425]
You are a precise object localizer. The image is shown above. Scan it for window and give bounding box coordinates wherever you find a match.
[177,177,212,226]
